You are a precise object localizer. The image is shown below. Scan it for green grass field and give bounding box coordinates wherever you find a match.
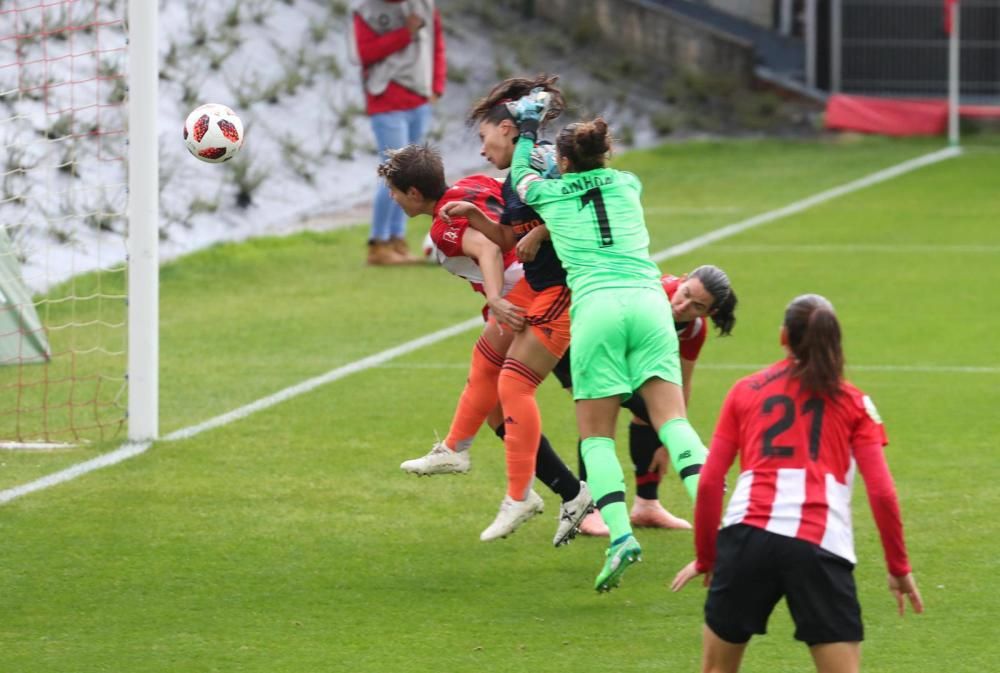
[1,136,998,672]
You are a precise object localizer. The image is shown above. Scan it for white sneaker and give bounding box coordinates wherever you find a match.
[553,481,595,547]
[480,490,545,541]
[400,441,471,475]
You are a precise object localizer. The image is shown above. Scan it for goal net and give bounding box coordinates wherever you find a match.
[0,0,133,447]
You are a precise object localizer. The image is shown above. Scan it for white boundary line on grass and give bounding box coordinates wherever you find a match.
[375,362,1000,374]
[705,244,1000,254]
[0,146,962,506]
[650,146,961,263]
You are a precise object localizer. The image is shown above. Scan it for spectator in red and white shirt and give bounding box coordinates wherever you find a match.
[353,0,446,265]
[672,293,923,673]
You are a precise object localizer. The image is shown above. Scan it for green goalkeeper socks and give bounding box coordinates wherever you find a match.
[657,418,708,501]
[580,436,632,542]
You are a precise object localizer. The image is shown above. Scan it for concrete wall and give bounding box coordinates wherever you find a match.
[515,0,755,80]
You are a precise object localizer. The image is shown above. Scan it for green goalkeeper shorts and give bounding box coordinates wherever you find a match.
[569,287,682,401]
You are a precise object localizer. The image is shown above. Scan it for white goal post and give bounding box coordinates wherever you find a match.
[0,0,158,446]
[127,0,158,441]
[947,0,960,146]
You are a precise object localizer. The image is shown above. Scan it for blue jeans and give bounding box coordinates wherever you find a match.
[369,103,433,242]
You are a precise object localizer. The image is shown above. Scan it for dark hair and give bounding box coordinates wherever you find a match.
[689,265,737,336]
[376,143,447,201]
[467,74,566,127]
[784,294,844,396]
[556,117,611,172]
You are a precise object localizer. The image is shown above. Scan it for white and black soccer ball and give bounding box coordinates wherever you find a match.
[422,231,441,264]
[183,103,245,163]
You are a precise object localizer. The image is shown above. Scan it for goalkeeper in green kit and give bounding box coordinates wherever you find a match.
[507,89,710,592]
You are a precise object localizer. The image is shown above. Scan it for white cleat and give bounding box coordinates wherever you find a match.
[553,481,595,547]
[400,441,471,475]
[480,490,545,541]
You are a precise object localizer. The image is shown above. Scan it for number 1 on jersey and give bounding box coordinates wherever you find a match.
[581,187,613,247]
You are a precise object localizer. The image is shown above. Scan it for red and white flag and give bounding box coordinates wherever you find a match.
[944,0,959,35]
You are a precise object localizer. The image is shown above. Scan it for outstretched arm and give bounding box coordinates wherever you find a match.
[671,434,737,591]
[460,228,525,331]
[855,442,924,615]
[440,201,515,251]
[511,136,543,205]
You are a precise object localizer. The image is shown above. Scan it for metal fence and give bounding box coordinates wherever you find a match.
[831,0,1000,101]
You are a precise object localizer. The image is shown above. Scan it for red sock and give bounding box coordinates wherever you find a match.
[498,359,542,500]
[444,335,503,451]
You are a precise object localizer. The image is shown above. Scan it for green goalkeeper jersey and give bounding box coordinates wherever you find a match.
[510,137,661,300]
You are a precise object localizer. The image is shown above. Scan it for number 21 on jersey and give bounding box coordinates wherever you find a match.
[761,395,826,460]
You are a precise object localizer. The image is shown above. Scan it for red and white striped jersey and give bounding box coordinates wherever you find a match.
[428,175,523,299]
[695,358,911,577]
[661,275,708,361]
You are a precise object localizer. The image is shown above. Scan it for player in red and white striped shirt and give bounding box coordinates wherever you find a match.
[672,294,923,673]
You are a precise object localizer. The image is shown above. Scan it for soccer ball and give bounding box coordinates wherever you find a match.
[183,103,244,163]
[422,231,440,263]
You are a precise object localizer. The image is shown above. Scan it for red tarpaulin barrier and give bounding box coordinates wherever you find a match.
[825,94,1000,136]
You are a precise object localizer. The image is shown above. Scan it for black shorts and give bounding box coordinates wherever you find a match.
[551,349,653,426]
[552,350,573,389]
[704,524,863,646]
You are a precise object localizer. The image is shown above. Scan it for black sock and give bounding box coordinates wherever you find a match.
[495,425,580,502]
[630,421,662,500]
[576,437,588,482]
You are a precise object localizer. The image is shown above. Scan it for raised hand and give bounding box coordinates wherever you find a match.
[529,142,560,179]
[506,87,552,124]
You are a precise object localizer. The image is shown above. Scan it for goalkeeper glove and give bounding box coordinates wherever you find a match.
[529,141,560,179]
[506,88,552,141]
[505,87,552,123]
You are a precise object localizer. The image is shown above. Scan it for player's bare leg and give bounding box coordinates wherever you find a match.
[701,624,748,673]
[809,642,860,673]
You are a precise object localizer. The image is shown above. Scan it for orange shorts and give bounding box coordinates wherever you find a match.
[503,277,571,358]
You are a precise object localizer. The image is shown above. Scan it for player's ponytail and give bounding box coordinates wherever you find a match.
[557,117,611,173]
[689,265,737,336]
[784,294,844,397]
[467,74,566,127]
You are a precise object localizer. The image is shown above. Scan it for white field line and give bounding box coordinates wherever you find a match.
[0,146,962,506]
[162,317,482,442]
[0,441,151,505]
[707,244,1000,254]
[0,441,76,451]
[0,317,481,505]
[375,362,1000,374]
[700,363,1000,374]
[649,146,962,263]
